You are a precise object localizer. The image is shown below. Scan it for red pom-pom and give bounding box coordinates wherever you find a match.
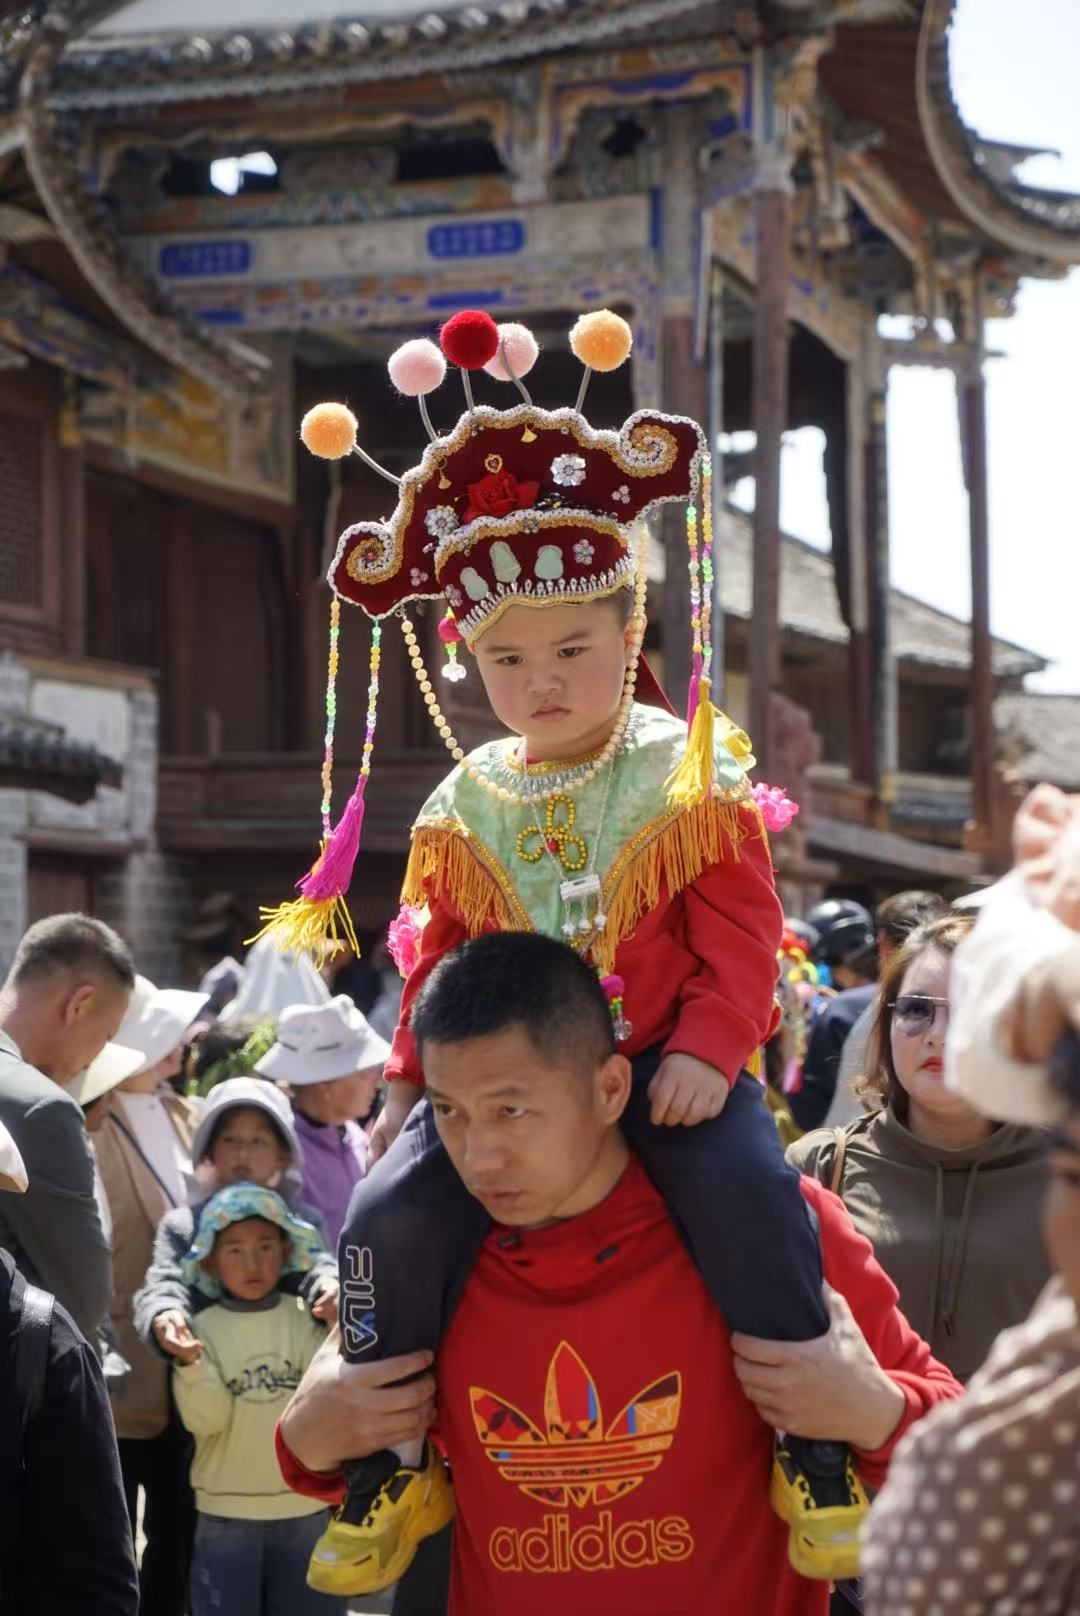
[437,613,463,644]
[440,310,500,371]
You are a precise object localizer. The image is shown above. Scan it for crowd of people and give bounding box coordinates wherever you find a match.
[3,305,1079,1616]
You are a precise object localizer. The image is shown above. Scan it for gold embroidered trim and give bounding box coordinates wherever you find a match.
[501,740,609,777]
[402,817,532,935]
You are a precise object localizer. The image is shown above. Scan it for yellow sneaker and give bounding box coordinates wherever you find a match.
[307,1442,456,1597]
[769,1439,868,1582]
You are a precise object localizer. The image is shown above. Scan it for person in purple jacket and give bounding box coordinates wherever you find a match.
[256,998,389,1246]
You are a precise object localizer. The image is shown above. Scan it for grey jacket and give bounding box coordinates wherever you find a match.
[133,1187,336,1353]
[0,1031,112,1340]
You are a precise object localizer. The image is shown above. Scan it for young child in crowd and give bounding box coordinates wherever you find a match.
[172,1184,344,1615]
[134,1077,338,1366]
[263,309,855,1595]
[254,996,389,1246]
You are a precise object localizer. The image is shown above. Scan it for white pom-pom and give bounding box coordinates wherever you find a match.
[388,338,447,398]
[484,322,540,382]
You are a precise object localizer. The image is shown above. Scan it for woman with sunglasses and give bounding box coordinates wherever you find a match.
[788,911,1050,1382]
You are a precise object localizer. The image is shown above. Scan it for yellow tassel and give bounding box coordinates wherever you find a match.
[402,823,521,935]
[665,678,716,811]
[592,796,758,974]
[247,893,359,961]
[746,1048,763,1079]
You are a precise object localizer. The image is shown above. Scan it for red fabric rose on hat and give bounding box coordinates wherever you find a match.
[464,468,540,523]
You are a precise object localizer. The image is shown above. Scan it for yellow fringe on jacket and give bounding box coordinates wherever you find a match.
[401,797,764,976]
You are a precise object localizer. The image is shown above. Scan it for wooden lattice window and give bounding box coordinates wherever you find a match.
[0,409,42,607]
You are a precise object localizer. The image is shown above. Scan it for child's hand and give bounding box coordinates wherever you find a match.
[648,1054,730,1127]
[311,1278,340,1327]
[368,1079,424,1164]
[153,1310,204,1365]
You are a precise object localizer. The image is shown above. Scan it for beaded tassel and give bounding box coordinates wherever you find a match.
[666,454,717,810]
[320,597,341,837]
[254,620,382,959]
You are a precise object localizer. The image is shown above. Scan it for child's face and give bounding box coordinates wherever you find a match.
[209,1107,289,1188]
[206,1217,289,1302]
[471,597,633,760]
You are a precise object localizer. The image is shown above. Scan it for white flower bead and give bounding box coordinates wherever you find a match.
[425,505,459,538]
[552,453,586,487]
[572,539,596,565]
[410,568,429,586]
[612,484,631,504]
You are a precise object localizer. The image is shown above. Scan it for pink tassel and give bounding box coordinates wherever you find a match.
[600,974,626,1002]
[299,782,367,902]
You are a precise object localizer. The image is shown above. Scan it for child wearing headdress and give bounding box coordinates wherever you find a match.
[262,310,864,1595]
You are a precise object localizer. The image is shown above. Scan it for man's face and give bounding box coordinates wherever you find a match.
[425,1025,629,1228]
[206,1217,288,1302]
[50,978,131,1084]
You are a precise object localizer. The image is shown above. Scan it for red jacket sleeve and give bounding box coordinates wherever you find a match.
[662,806,784,1080]
[383,890,471,1088]
[275,1421,347,1506]
[803,1178,963,1490]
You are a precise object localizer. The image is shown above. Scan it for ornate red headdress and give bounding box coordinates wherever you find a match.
[258,309,716,957]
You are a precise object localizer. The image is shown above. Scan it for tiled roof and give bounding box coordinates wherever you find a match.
[996,692,1080,790]
[716,507,1046,678]
[0,714,123,803]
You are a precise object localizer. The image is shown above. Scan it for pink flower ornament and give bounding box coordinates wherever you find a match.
[752,783,799,833]
[387,904,426,978]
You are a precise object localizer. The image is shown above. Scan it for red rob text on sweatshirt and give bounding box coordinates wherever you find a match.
[278,1163,960,1615]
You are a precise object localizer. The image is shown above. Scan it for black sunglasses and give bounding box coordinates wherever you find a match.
[888,994,950,1035]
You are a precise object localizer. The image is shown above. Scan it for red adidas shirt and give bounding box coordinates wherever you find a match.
[278,1163,960,1615]
[386,800,784,1089]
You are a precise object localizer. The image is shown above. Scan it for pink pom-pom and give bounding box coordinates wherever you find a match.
[752,782,799,833]
[437,613,463,644]
[388,339,446,398]
[387,904,425,979]
[440,310,500,370]
[484,322,540,382]
[600,974,626,1003]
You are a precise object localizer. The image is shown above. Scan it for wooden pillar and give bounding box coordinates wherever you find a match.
[749,160,792,777]
[962,364,994,838]
[658,102,706,707]
[866,389,896,796]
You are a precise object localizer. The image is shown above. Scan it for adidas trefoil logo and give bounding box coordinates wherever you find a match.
[471,1340,681,1509]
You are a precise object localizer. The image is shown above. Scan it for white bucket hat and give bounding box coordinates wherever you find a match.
[0,1116,27,1193]
[255,995,390,1086]
[219,935,329,1025]
[67,1040,148,1108]
[80,974,210,1098]
[191,1075,302,1168]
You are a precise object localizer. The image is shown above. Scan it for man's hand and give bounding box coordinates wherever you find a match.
[1015,784,1080,930]
[1002,946,1080,1066]
[153,1310,204,1365]
[648,1053,730,1127]
[731,1285,905,1453]
[311,1278,340,1327]
[368,1079,424,1165]
[279,1326,436,1475]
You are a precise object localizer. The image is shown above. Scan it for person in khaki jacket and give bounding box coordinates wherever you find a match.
[77,976,208,1616]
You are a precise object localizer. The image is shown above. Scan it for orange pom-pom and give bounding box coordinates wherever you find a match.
[300,403,358,460]
[569,310,633,372]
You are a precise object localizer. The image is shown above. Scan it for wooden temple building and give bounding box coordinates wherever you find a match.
[0,0,1077,977]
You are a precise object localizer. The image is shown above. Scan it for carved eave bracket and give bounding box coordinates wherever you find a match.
[18,31,266,399]
[916,0,1080,265]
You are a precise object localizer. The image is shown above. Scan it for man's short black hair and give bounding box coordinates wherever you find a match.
[875,890,948,952]
[411,933,616,1072]
[10,913,135,991]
